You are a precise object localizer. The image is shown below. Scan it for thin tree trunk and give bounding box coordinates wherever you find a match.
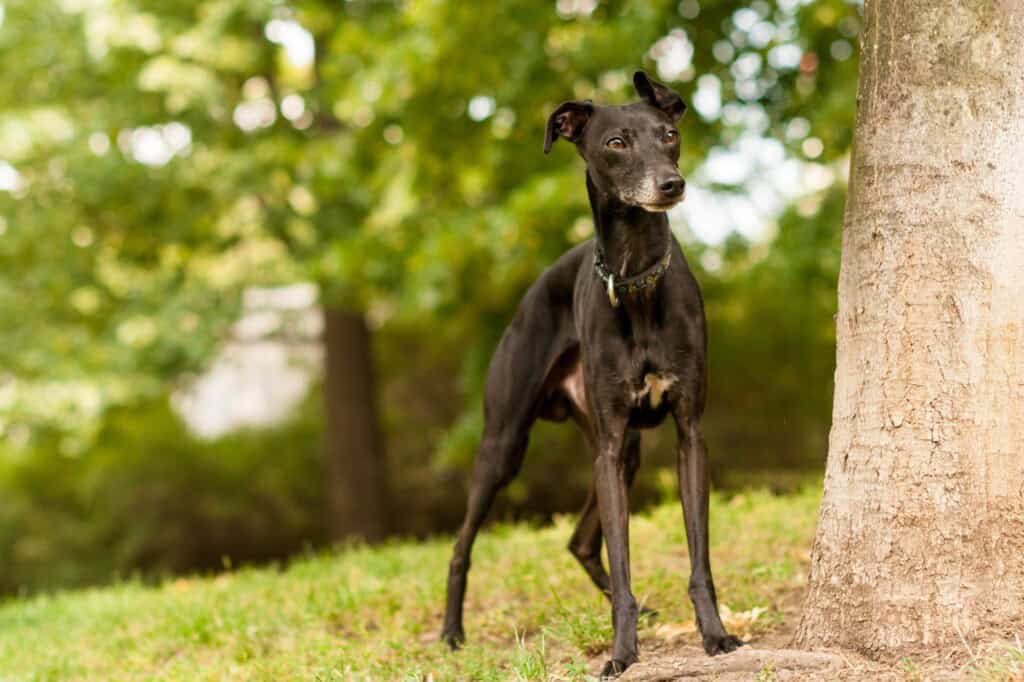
[796,0,1024,658]
[323,307,390,542]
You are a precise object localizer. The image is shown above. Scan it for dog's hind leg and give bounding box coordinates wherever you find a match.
[440,421,530,648]
[440,256,582,649]
[568,430,641,599]
[440,284,574,649]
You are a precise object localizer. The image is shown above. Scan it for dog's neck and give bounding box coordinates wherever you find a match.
[586,172,671,279]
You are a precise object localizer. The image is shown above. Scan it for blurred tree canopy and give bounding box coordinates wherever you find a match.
[0,0,858,591]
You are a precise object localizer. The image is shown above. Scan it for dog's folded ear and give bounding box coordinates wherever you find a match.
[544,100,594,154]
[633,71,687,122]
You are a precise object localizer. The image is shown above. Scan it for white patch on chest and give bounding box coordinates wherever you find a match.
[632,373,677,408]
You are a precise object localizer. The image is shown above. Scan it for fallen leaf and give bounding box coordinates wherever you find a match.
[654,621,697,641]
[719,604,767,633]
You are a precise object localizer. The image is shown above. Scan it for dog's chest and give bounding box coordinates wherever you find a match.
[560,359,677,419]
[631,372,676,408]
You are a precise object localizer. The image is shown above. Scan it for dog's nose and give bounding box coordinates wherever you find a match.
[659,177,686,197]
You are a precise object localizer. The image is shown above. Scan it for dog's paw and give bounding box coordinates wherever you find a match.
[599,658,634,678]
[702,632,744,656]
[440,627,465,651]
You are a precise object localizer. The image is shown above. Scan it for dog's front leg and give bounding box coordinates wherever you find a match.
[592,418,639,677]
[672,407,743,656]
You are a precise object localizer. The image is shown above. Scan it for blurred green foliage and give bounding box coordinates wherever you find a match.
[0,399,325,594]
[0,0,858,592]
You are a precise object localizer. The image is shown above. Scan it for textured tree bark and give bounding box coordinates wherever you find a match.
[796,0,1024,658]
[323,307,391,542]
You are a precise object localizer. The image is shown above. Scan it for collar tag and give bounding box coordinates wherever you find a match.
[606,275,619,307]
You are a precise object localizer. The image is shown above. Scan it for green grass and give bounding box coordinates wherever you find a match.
[964,638,1024,681]
[0,488,822,681]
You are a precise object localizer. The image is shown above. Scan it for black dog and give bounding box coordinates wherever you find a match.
[441,71,742,677]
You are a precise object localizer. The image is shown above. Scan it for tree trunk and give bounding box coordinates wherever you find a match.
[323,307,390,542]
[796,0,1024,658]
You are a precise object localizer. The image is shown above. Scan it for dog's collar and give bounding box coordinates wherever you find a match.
[593,244,672,307]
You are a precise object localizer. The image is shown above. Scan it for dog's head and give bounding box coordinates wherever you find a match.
[544,71,687,212]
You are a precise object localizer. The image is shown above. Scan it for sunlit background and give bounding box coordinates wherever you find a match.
[0,0,858,595]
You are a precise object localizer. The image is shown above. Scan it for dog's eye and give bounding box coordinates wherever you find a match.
[606,137,626,150]
[664,130,678,144]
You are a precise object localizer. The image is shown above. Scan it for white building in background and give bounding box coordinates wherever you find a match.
[171,283,322,439]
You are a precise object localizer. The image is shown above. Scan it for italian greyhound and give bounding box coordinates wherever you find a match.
[441,71,742,677]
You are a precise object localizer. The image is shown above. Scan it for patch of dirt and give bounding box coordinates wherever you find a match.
[618,645,886,681]
[593,588,902,681]
[610,604,896,682]
[584,586,1008,680]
